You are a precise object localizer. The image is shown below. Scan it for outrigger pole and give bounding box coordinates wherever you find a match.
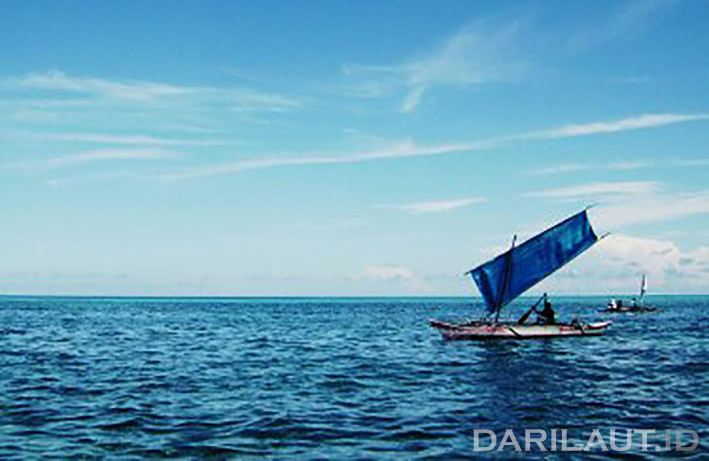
[494,234,517,324]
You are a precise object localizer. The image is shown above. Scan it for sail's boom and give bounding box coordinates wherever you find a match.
[469,210,598,314]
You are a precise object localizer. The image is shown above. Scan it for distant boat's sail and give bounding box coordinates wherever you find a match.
[469,210,598,315]
[639,274,647,306]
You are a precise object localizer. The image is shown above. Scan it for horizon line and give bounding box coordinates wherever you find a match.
[0,293,705,299]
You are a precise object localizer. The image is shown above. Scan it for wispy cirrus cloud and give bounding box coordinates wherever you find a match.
[158,112,707,181]
[3,148,175,171]
[157,139,492,181]
[526,113,708,139]
[36,132,226,147]
[5,105,703,182]
[526,179,709,229]
[606,160,654,170]
[566,0,677,53]
[2,70,301,112]
[399,22,526,112]
[12,70,187,100]
[527,159,652,176]
[47,148,175,166]
[527,163,593,176]
[379,197,486,214]
[529,156,709,176]
[343,21,528,112]
[341,1,675,113]
[526,181,660,199]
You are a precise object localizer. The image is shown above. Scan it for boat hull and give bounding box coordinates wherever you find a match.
[429,319,612,340]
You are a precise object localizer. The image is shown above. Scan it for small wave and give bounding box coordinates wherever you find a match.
[94,417,145,432]
[379,428,456,441]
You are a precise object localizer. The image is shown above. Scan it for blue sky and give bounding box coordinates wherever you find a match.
[1,0,708,296]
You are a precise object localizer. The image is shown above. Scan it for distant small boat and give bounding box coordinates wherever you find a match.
[600,274,659,313]
[430,209,611,340]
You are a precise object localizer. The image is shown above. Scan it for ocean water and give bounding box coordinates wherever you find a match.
[0,295,706,458]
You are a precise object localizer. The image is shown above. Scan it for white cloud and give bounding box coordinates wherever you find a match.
[401,86,426,114]
[344,21,527,112]
[594,190,709,228]
[528,113,708,138]
[681,246,709,277]
[47,148,174,166]
[527,163,593,176]
[37,132,225,147]
[526,159,651,176]
[341,2,676,113]
[600,234,680,279]
[380,197,486,214]
[399,23,525,111]
[6,92,701,182]
[353,264,436,294]
[535,232,709,295]
[13,70,187,100]
[526,181,660,199]
[44,178,67,188]
[527,182,709,229]
[156,112,708,181]
[529,156,709,176]
[563,233,709,293]
[2,70,301,112]
[606,160,652,170]
[565,0,676,52]
[358,265,415,281]
[157,139,491,181]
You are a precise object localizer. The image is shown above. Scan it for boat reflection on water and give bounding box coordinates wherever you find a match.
[446,337,614,448]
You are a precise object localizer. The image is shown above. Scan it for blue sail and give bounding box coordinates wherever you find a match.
[470,210,598,314]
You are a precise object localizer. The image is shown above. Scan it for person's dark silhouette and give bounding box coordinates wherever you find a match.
[538,298,556,325]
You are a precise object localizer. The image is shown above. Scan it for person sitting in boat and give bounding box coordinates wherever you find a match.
[607,299,617,311]
[631,298,637,308]
[537,297,556,325]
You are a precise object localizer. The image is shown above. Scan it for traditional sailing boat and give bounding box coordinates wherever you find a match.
[601,274,658,313]
[430,209,611,340]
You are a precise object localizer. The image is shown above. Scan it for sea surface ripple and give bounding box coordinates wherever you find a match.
[0,296,706,458]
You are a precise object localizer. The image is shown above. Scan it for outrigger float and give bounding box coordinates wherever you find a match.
[430,209,612,340]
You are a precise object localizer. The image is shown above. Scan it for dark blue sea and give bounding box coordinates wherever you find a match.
[0,296,706,458]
